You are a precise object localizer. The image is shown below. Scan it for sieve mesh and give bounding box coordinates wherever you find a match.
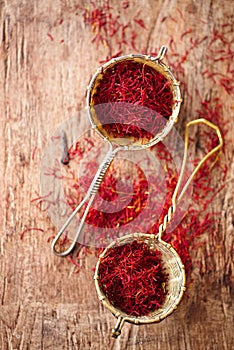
[94,233,186,337]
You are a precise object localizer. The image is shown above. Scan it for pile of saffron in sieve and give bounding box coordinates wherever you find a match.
[90,60,174,143]
[98,240,168,316]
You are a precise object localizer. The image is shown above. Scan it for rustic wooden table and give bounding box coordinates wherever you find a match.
[0,1,233,349]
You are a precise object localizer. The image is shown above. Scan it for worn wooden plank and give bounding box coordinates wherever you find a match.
[0,0,233,349]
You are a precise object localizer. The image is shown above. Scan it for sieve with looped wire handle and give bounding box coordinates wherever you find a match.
[52,46,182,257]
[94,119,223,338]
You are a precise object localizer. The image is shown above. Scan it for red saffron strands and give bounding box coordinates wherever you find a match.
[47,33,54,41]
[133,18,146,29]
[31,146,38,161]
[91,60,174,142]
[180,28,193,40]
[30,191,54,212]
[122,1,130,10]
[87,166,148,229]
[82,0,146,59]
[64,155,149,231]
[20,227,44,240]
[31,3,229,286]
[98,240,168,316]
[57,124,223,279]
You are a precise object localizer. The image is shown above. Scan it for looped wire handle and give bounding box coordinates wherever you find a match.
[158,118,223,240]
[52,143,119,257]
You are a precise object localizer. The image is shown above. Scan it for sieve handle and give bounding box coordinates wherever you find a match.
[158,118,223,240]
[52,144,119,257]
[112,316,126,338]
[155,45,167,61]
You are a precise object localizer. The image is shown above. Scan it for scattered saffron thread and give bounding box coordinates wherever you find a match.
[47,33,54,41]
[20,227,44,240]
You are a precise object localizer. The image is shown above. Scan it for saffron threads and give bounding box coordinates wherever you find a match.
[37,2,229,280]
[20,227,44,240]
[82,0,146,57]
[98,240,168,316]
[57,125,222,278]
[90,60,174,143]
[63,153,150,231]
[87,165,148,229]
[47,33,54,41]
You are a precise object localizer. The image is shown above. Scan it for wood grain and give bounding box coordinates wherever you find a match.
[0,1,233,349]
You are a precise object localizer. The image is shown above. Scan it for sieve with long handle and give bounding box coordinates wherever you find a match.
[94,118,223,338]
[52,46,182,257]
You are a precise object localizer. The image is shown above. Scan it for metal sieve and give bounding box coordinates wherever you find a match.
[94,119,223,337]
[52,46,182,256]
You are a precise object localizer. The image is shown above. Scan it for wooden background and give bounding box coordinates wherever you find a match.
[0,1,233,349]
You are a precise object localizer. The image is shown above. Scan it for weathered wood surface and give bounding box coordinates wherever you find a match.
[0,1,233,349]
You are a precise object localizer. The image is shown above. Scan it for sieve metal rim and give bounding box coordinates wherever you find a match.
[94,232,186,327]
[86,51,182,150]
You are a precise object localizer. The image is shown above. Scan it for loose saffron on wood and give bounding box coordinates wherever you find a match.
[56,129,221,277]
[98,240,168,316]
[64,159,149,230]
[29,2,228,304]
[90,59,174,143]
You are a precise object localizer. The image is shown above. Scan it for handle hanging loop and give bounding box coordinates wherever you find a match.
[52,143,119,257]
[158,118,223,240]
